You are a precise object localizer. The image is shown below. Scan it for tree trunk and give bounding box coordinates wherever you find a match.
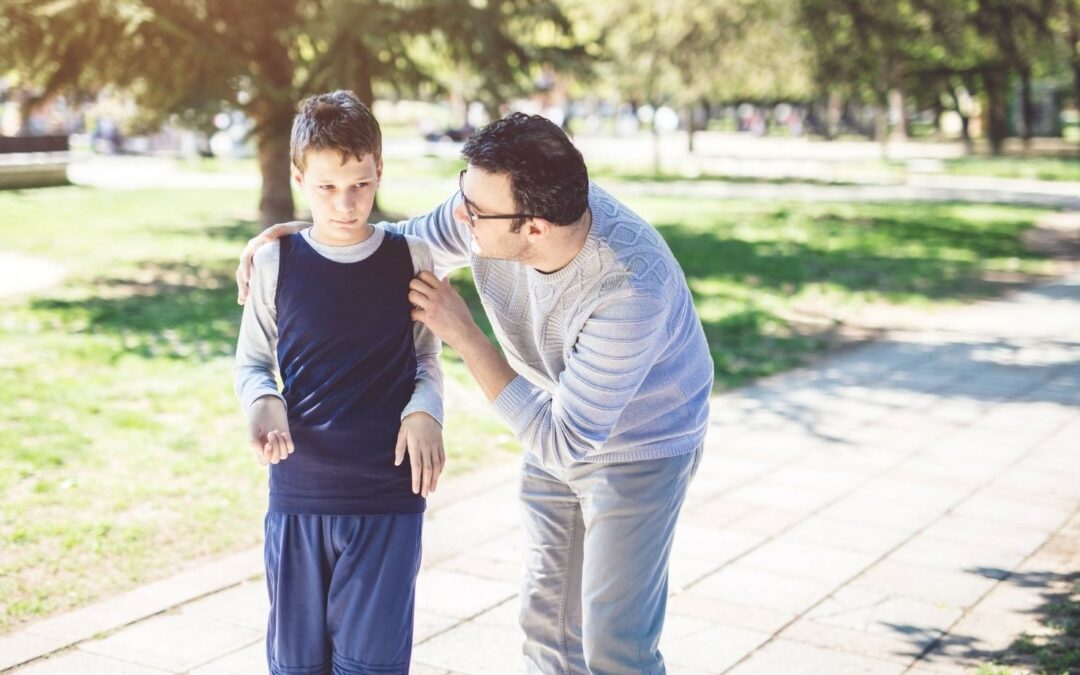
[949,86,974,155]
[256,126,295,230]
[652,121,662,175]
[686,105,696,154]
[1066,0,1080,154]
[873,94,888,158]
[352,67,382,216]
[888,88,907,140]
[826,92,841,140]
[249,34,297,229]
[983,69,1008,156]
[1020,66,1034,152]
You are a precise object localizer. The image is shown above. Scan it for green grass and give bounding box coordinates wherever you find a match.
[0,178,1062,632]
[978,579,1080,675]
[0,185,517,632]
[589,167,866,187]
[941,157,1080,182]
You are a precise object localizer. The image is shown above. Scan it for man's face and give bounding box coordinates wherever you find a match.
[454,166,531,261]
[295,149,381,245]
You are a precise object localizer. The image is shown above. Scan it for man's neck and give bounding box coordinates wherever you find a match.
[530,208,593,274]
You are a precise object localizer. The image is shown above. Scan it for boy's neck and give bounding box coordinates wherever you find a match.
[308,221,376,247]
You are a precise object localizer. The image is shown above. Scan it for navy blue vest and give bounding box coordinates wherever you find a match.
[271,231,422,515]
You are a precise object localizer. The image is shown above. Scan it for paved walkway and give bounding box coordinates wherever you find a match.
[0,252,66,300]
[2,276,1079,674]
[66,155,1080,211]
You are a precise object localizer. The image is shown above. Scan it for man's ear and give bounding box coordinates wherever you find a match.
[525,217,554,241]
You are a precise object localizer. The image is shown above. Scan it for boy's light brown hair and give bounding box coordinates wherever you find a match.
[290,90,382,172]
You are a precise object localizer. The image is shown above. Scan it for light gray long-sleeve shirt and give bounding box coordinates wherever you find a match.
[234,226,444,426]
[379,182,713,468]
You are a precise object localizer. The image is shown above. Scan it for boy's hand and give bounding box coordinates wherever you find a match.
[247,395,295,466]
[394,412,445,497]
[236,221,312,305]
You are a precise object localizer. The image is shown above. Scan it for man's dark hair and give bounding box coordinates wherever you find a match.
[462,112,589,230]
[291,90,381,172]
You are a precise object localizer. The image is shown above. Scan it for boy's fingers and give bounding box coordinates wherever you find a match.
[282,431,295,454]
[409,445,422,495]
[250,437,269,465]
[421,452,433,497]
[394,427,407,466]
[430,447,444,493]
[267,432,282,464]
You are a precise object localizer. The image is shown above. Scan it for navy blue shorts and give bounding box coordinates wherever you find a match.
[264,512,423,675]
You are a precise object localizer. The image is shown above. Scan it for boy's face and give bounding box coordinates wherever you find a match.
[294,149,382,246]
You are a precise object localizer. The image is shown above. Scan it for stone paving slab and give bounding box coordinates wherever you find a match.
[78,613,262,672]
[3,275,1079,674]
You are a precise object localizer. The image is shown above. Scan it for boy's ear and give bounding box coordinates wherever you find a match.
[291,164,303,188]
[376,158,383,183]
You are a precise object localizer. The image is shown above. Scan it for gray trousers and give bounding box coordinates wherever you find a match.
[518,446,702,675]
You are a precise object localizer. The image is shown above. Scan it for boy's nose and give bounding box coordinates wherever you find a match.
[335,194,356,213]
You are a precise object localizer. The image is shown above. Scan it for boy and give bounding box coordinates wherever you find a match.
[234,89,444,675]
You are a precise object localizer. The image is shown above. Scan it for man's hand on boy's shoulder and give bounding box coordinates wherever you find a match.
[395,411,445,498]
[247,395,294,466]
[236,221,312,305]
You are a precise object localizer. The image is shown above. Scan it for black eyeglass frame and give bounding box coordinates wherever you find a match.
[458,169,541,223]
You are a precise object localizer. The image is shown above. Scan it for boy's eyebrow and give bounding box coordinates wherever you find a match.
[310,173,378,183]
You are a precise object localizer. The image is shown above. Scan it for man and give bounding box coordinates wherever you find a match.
[237,112,714,674]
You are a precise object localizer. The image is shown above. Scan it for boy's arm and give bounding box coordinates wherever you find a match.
[401,236,445,427]
[395,235,446,496]
[234,241,286,414]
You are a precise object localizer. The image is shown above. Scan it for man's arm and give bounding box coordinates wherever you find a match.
[376,193,473,279]
[409,272,670,468]
[237,193,473,304]
[490,292,669,467]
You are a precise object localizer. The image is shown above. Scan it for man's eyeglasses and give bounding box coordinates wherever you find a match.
[458,169,539,224]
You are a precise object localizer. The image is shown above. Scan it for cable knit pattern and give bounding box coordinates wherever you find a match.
[381,183,713,468]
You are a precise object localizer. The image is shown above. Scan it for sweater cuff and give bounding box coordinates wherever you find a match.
[492,375,539,435]
[243,389,286,416]
[401,402,444,428]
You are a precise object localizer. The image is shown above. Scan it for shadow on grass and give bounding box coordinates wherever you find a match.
[657,203,1056,387]
[662,212,1047,303]
[28,203,1060,390]
[31,259,242,360]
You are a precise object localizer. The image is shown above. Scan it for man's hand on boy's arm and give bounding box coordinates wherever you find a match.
[395,411,445,497]
[409,271,517,403]
[236,221,312,305]
[247,395,295,466]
